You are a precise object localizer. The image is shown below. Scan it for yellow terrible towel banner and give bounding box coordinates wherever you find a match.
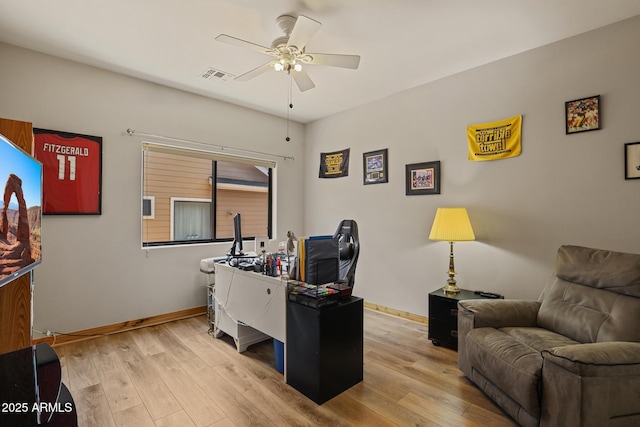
[467,115,522,161]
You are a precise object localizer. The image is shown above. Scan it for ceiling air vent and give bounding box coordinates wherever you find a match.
[200,67,234,81]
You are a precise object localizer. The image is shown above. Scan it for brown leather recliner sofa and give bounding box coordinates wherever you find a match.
[457,245,640,426]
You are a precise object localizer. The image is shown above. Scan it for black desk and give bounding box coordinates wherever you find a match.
[286,296,363,404]
[0,343,77,426]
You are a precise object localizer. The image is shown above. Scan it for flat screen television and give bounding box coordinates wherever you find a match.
[0,133,43,288]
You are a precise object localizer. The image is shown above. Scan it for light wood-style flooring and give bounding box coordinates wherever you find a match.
[56,309,516,426]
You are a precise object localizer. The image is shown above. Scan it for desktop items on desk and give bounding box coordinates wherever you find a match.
[287,219,360,308]
[227,253,285,276]
[222,214,360,307]
[262,252,283,276]
[289,219,359,287]
[226,247,288,278]
[225,212,284,276]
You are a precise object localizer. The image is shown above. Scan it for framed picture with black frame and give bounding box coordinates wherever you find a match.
[363,148,388,185]
[33,128,102,215]
[625,142,640,180]
[405,161,440,195]
[565,95,600,134]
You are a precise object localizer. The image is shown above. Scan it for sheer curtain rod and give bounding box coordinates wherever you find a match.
[126,129,295,161]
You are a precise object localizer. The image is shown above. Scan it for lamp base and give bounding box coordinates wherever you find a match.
[442,283,460,294]
[442,241,460,294]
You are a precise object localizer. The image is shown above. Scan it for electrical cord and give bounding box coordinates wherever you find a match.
[33,328,108,340]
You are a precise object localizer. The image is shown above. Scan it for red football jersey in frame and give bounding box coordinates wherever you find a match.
[33,129,102,215]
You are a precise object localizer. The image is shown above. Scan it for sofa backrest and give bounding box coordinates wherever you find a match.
[537,245,640,343]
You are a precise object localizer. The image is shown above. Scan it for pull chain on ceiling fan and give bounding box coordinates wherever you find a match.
[286,73,293,142]
[215,14,360,92]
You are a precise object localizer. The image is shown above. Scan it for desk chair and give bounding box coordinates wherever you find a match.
[333,219,360,288]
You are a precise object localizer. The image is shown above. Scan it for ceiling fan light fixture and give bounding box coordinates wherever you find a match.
[216,14,359,92]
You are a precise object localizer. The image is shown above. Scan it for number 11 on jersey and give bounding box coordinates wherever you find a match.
[56,154,76,181]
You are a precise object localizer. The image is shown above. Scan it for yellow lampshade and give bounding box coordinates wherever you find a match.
[429,207,475,242]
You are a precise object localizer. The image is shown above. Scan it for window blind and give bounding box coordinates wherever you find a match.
[142,142,276,169]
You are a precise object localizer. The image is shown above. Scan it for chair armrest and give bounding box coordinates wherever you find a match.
[542,342,640,377]
[458,299,541,329]
[457,300,540,377]
[541,342,640,426]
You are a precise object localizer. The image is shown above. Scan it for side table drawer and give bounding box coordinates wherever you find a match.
[428,298,458,320]
[427,318,458,345]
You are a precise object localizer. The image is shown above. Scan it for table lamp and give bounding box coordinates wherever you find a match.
[429,207,475,294]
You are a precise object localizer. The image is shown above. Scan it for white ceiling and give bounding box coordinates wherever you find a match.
[1,1,640,123]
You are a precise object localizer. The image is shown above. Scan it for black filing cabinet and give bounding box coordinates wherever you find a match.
[428,288,501,350]
[286,296,363,404]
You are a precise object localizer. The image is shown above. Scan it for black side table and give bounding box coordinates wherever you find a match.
[428,288,503,350]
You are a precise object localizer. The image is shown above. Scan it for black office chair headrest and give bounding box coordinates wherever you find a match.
[338,239,354,260]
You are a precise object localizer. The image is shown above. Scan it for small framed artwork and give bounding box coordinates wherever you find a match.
[625,142,640,180]
[565,95,600,134]
[405,161,440,195]
[363,148,388,185]
[33,128,102,215]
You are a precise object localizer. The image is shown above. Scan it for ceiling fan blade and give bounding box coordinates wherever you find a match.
[235,62,273,81]
[287,15,321,50]
[292,69,316,92]
[307,53,360,69]
[215,34,271,56]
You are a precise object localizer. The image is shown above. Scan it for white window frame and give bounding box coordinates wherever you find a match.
[143,195,155,219]
[169,197,212,241]
[141,141,276,248]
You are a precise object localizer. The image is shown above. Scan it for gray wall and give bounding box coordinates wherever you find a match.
[304,16,640,317]
[0,42,305,334]
[2,15,639,331]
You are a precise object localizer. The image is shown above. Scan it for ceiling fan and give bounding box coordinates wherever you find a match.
[215,14,360,92]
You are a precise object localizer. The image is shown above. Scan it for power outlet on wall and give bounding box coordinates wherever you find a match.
[255,236,268,253]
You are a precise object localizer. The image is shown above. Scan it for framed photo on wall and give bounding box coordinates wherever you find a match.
[33,128,102,215]
[363,148,388,185]
[405,161,440,195]
[625,142,640,180]
[565,95,600,134]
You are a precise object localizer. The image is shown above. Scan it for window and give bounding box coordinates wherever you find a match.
[172,198,211,240]
[142,143,273,247]
[142,196,155,219]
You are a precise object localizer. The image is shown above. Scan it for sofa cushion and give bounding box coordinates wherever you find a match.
[555,245,640,297]
[536,246,640,344]
[501,326,579,351]
[538,278,615,343]
[465,326,577,418]
[538,278,640,343]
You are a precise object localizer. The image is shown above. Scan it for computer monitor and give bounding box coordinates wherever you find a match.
[230,213,243,256]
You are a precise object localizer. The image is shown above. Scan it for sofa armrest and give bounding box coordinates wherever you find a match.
[542,341,640,377]
[541,342,640,426]
[458,299,541,329]
[457,300,540,377]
